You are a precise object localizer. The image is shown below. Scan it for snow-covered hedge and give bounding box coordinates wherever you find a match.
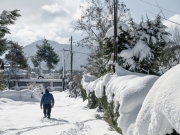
[82,64,180,134]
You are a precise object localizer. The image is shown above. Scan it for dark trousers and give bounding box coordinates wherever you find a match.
[43,104,51,117]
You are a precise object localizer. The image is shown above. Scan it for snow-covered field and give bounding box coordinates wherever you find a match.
[0,90,120,135]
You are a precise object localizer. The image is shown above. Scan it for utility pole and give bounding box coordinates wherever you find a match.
[70,36,73,82]
[62,49,65,91]
[113,0,118,72]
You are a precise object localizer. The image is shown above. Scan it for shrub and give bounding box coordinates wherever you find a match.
[80,86,87,101]
[0,72,6,90]
[166,129,180,135]
[88,91,98,109]
[99,89,122,134]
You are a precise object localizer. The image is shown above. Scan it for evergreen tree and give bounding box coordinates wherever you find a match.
[31,39,60,70]
[0,9,21,66]
[0,10,21,38]
[104,22,135,72]
[0,39,7,57]
[5,41,28,68]
[0,10,20,89]
[115,15,171,75]
[136,15,170,75]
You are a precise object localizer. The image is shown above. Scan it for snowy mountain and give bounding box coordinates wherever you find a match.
[23,40,90,71]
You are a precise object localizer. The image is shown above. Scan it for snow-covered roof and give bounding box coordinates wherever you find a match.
[16,79,62,82]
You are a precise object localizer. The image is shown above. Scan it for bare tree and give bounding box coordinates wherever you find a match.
[172,25,180,46]
[74,0,129,49]
[158,25,180,74]
[74,0,129,76]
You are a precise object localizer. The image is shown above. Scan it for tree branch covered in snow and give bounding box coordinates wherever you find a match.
[105,15,171,75]
[75,0,130,77]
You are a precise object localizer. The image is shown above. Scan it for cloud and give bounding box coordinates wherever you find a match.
[4,2,83,46]
[163,14,180,29]
[6,18,71,45]
[41,3,70,19]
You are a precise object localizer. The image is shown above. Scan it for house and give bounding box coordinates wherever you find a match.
[9,79,63,91]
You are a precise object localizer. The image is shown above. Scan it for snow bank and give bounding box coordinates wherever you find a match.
[81,64,158,134]
[127,64,180,135]
[0,89,41,102]
[82,64,180,134]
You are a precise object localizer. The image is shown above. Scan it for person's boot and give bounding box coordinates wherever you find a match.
[47,115,50,119]
[44,114,47,118]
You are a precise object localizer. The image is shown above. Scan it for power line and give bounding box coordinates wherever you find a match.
[140,0,180,15]
[55,50,62,52]
[154,0,165,18]
[73,56,82,63]
[73,51,89,55]
[147,10,180,26]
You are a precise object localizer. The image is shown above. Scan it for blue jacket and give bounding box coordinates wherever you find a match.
[40,89,54,106]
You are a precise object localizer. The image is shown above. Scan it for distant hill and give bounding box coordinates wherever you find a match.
[23,40,90,71]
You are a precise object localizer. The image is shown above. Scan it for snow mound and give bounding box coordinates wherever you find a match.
[127,64,180,135]
[82,64,180,134]
[0,89,41,102]
[81,73,98,95]
[82,65,158,134]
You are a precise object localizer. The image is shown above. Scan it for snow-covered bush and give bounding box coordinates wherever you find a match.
[82,64,180,134]
[126,64,180,135]
[88,91,98,109]
[82,64,158,134]
[98,88,121,133]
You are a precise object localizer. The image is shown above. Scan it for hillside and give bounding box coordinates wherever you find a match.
[23,40,90,71]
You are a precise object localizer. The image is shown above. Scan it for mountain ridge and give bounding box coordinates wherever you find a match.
[23,39,90,70]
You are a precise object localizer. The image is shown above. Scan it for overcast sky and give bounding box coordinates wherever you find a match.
[1,0,180,46]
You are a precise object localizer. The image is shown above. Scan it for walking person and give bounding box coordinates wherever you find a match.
[40,89,54,119]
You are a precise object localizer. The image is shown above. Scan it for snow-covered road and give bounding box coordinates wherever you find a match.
[0,91,120,135]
